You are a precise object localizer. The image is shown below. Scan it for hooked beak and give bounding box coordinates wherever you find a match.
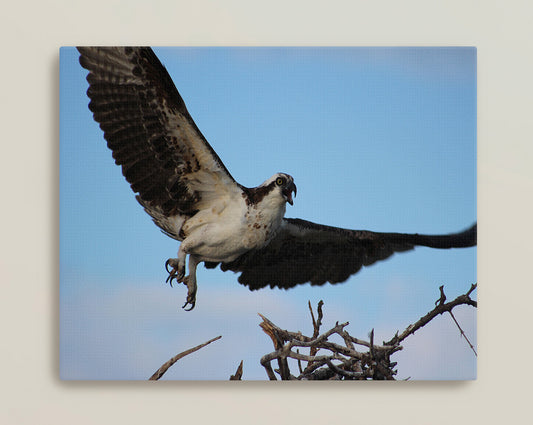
[283,182,297,206]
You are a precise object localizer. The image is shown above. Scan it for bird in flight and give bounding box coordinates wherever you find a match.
[77,47,476,311]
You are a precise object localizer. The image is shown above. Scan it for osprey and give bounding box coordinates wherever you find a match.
[77,47,477,311]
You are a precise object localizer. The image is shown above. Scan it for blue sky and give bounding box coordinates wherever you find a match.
[60,47,476,380]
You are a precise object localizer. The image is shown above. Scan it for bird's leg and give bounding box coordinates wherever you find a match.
[181,255,200,311]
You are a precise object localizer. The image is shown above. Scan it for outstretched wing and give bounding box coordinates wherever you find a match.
[77,47,241,222]
[219,218,477,290]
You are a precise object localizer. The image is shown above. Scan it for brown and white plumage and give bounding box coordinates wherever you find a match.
[77,47,240,229]
[218,219,477,290]
[78,46,476,310]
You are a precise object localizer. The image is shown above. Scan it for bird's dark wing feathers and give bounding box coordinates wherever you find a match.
[219,219,477,290]
[77,47,238,217]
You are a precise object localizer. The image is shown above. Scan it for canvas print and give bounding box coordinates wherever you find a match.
[60,47,477,380]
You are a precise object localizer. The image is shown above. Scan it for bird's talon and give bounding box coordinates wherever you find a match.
[182,300,195,311]
[166,274,176,287]
[165,258,184,288]
[165,268,177,287]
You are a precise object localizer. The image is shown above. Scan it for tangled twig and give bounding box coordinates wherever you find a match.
[259,284,477,380]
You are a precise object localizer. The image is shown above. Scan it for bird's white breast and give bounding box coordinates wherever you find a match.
[179,189,286,263]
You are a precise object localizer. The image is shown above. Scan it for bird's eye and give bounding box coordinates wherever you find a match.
[276,177,284,186]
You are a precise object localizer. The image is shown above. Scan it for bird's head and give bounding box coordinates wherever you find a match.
[270,173,297,206]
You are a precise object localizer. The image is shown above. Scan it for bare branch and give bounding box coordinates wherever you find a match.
[308,300,317,336]
[436,285,447,306]
[369,328,375,359]
[258,284,477,380]
[467,283,477,296]
[325,358,364,378]
[308,300,324,357]
[260,308,378,380]
[448,310,477,356]
[386,284,477,346]
[229,360,244,380]
[258,314,291,380]
[149,335,222,381]
[316,301,324,331]
[297,349,304,374]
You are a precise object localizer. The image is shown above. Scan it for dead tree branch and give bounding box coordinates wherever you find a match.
[448,310,477,356]
[385,283,477,346]
[149,335,222,381]
[229,360,244,380]
[259,284,477,380]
